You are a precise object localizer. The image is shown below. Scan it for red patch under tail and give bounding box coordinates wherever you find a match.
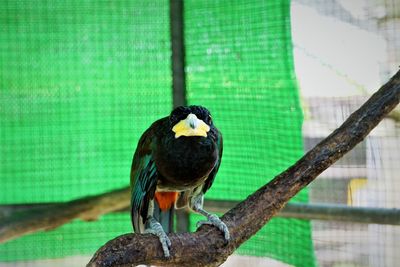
[154,192,179,211]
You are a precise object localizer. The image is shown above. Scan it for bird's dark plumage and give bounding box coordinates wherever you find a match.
[130,106,227,255]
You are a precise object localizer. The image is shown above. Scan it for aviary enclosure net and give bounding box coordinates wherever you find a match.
[0,1,399,266]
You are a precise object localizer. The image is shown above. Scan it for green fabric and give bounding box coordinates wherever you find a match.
[0,0,171,261]
[0,213,131,261]
[185,1,315,267]
[0,0,315,266]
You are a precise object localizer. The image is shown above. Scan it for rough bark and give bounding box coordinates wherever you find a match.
[87,70,400,267]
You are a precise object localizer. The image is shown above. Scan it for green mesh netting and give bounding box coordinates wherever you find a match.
[0,0,171,261]
[1,0,315,266]
[185,1,315,266]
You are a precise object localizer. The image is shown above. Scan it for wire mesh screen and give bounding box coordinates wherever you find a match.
[292,0,400,266]
[303,97,400,267]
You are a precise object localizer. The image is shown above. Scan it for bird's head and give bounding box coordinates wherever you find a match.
[169,105,213,139]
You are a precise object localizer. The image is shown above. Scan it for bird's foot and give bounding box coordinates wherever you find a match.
[196,213,230,242]
[144,217,171,257]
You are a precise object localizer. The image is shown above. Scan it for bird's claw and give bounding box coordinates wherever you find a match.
[196,214,230,242]
[145,221,171,257]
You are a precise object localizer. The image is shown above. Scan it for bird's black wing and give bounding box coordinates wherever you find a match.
[130,119,166,233]
[202,129,223,194]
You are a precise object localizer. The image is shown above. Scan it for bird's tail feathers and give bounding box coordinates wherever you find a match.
[154,202,174,233]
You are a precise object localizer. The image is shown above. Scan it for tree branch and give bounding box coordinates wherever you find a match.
[87,70,400,266]
[0,188,130,243]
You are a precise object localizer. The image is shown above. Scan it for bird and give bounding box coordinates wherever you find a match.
[130,105,229,257]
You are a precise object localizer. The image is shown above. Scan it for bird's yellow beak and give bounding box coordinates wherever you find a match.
[172,113,210,138]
